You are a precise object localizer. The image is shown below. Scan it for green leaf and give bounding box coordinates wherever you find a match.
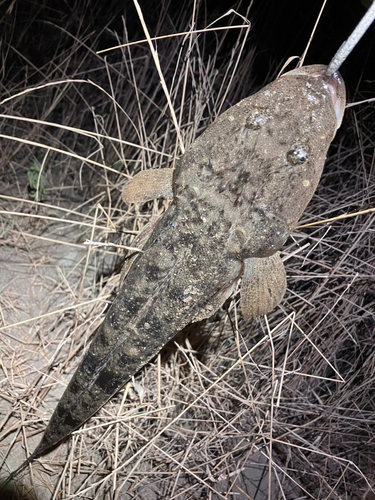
[27,160,45,201]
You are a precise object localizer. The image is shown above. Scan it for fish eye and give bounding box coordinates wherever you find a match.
[286,146,309,166]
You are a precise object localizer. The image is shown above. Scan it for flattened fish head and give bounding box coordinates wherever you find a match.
[222,63,346,259]
[177,64,346,260]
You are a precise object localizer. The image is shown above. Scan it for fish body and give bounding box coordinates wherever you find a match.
[10,65,346,467]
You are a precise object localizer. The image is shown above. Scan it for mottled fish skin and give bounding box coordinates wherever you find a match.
[13,65,346,463]
[33,204,242,455]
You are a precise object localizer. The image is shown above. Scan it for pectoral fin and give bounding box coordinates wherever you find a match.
[121,168,174,204]
[240,252,286,319]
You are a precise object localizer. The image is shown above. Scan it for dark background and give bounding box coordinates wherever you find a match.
[2,0,374,98]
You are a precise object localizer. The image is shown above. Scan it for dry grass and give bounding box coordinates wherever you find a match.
[0,1,374,499]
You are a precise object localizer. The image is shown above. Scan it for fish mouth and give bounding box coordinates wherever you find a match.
[281,64,346,130]
[314,70,346,129]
